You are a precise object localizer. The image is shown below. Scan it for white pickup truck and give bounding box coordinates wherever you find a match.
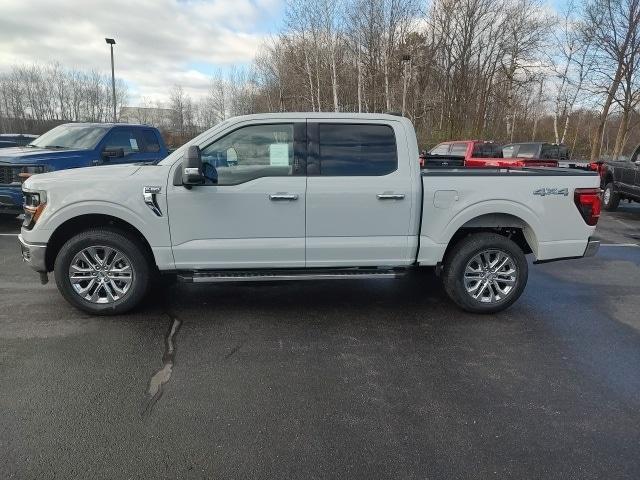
[18,113,601,315]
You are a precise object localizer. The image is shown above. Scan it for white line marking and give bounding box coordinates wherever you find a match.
[0,233,19,236]
[600,243,639,247]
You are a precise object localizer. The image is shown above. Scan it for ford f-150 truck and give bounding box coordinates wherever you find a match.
[0,123,168,215]
[600,143,640,210]
[18,113,601,315]
[428,140,558,168]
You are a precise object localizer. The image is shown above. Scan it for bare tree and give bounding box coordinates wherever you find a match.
[584,0,640,161]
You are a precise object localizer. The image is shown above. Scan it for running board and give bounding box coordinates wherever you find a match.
[177,268,404,283]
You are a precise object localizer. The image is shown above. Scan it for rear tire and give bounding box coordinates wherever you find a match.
[442,233,528,314]
[54,228,150,315]
[602,182,620,211]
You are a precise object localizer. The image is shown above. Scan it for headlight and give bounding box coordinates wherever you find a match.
[22,189,47,229]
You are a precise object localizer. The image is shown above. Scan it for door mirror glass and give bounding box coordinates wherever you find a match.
[102,147,125,159]
[182,145,204,186]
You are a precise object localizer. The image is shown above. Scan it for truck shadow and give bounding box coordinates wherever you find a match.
[137,268,515,329]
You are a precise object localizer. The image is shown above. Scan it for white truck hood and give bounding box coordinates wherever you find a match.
[24,164,142,190]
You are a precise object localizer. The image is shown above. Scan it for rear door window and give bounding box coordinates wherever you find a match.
[514,144,538,158]
[502,145,516,158]
[318,124,397,176]
[540,144,559,159]
[103,128,140,154]
[141,129,161,153]
[472,143,502,158]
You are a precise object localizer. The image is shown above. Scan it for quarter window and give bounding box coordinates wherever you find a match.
[200,124,294,185]
[318,124,397,176]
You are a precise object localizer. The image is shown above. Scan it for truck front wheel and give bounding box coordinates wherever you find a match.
[442,233,528,314]
[602,182,620,211]
[54,228,150,315]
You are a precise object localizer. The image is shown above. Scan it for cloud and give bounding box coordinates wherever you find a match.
[0,0,282,103]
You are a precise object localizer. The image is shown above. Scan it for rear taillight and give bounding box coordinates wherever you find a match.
[574,188,601,226]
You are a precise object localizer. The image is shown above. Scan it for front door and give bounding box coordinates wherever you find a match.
[305,121,416,267]
[167,121,307,270]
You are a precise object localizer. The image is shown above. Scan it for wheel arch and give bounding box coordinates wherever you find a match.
[45,214,156,272]
[442,212,538,264]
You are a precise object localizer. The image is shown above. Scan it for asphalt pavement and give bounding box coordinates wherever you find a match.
[1,205,640,479]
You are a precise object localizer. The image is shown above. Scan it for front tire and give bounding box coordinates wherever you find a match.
[54,228,150,315]
[442,233,528,314]
[602,182,620,211]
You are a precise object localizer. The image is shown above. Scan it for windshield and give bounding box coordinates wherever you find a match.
[29,125,108,150]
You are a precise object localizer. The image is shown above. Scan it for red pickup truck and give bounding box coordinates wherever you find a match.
[426,140,559,168]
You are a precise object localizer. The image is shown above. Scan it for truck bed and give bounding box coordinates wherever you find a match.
[421,166,598,177]
[417,167,600,266]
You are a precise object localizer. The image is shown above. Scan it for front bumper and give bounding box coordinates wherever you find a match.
[583,237,600,257]
[0,185,23,214]
[18,234,47,273]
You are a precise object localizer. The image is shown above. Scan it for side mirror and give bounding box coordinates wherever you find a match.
[182,145,204,186]
[103,147,125,159]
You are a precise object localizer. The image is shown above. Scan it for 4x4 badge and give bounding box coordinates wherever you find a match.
[533,187,568,197]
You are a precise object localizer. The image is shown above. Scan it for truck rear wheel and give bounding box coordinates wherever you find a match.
[54,228,150,315]
[602,182,620,211]
[442,233,528,314]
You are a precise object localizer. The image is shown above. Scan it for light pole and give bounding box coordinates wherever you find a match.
[401,54,411,117]
[105,38,117,122]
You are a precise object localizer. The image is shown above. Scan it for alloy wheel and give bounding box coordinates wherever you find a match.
[463,249,518,304]
[68,245,134,304]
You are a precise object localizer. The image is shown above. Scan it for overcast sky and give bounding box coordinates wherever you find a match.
[0,0,283,104]
[1,0,568,106]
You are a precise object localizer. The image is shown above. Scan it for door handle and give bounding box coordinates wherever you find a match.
[269,193,299,201]
[377,193,405,200]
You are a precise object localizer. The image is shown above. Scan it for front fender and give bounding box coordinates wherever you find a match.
[24,199,171,249]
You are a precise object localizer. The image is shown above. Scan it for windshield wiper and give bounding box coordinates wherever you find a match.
[44,145,69,149]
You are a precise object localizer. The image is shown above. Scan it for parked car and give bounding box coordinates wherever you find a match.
[18,113,600,315]
[0,134,38,148]
[600,143,640,211]
[427,140,558,168]
[0,123,168,215]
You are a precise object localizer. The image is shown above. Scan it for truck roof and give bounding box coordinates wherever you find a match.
[58,122,157,128]
[220,112,414,122]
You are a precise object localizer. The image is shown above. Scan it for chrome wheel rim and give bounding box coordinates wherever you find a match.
[463,249,517,304]
[603,186,611,205]
[69,246,134,304]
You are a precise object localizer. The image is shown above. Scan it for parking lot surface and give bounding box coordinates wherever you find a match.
[1,205,640,479]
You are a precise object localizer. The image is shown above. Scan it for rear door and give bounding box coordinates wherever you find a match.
[619,156,637,195]
[305,120,414,267]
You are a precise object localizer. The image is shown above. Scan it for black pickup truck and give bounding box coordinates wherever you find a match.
[601,144,640,211]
